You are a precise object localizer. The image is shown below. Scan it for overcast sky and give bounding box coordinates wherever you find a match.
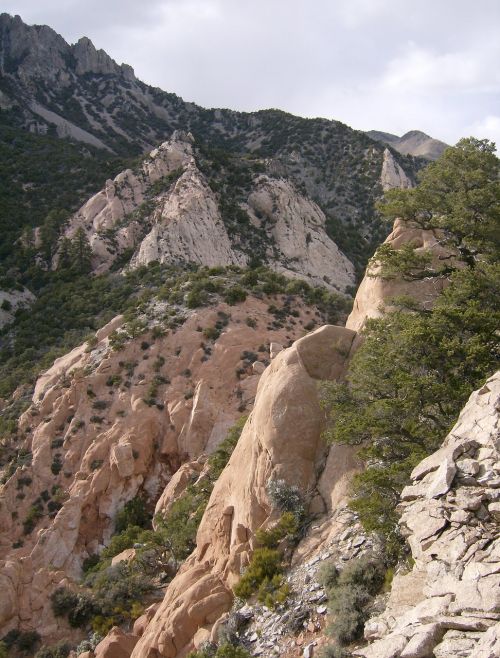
[3,0,500,146]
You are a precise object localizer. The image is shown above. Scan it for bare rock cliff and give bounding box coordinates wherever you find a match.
[380,149,413,191]
[59,131,355,292]
[346,218,457,332]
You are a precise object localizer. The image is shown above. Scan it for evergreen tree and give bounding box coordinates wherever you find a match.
[322,138,500,560]
[69,228,92,274]
[39,209,68,264]
[57,237,73,270]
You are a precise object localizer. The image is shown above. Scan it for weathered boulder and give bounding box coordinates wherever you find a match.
[94,627,138,658]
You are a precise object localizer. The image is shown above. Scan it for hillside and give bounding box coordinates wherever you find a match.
[0,13,426,277]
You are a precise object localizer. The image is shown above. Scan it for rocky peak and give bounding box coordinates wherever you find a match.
[380,148,413,191]
[60,131,356,291]
[368,128,448,161]
[0,13,69,81]
[72,36,122,76]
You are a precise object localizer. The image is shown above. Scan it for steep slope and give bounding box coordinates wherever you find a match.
[60,131,355,291]
[346,218,459,331]
[131,324,357,658]
[0,273,347,646]
[356,371,500,658]
[367,130,448,161]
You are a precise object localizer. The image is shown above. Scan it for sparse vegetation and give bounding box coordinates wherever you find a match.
[233,512,299,606]
[319,555,385,647]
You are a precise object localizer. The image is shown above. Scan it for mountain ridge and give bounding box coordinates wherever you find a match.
[0,12,429,277]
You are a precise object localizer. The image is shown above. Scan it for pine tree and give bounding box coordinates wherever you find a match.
[69,228,92,274]
[57,237,73,270]
[321,138,500,560]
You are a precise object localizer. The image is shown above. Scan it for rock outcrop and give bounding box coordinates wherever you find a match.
[59,131,198,274]
[367,130,448,161]
[130,162,246,271]
[247,177,355,291]
[0,287,35,329]
[131,325,357,657]
[0,293,318,641]
[59,131,355,291]
[356,371,500,658]
[380,149,413,191]
[346,218,458,332]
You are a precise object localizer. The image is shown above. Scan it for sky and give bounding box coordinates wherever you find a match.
[3,0,500,146]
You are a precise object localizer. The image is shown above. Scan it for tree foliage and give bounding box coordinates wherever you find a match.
[377,137,500,262]
[322,138,500,559]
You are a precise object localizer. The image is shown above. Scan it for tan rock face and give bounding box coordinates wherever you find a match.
[0,294,316,641]
[346,218,458,332]
[130,163,246,271]
[59,132,196,274]
[380,149,413,191]
[59,132,354,292]
[247,176,355,291]
[94,626,138,658]
[355,371,500,658]
[131,325,356,658]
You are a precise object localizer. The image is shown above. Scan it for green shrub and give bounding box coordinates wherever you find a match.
[223,286,247,305]
[1,629,19,649]
[318,562,339,592]
[67,593,96,628]
[254,512,298,549]
[323,555,386,645]
[266,479,305,520]
[233,547,282,599]
[0,641,6,658]
[51,454,63,475]
[215,644,251,658]
[17,630,41,652]
[202,326,220,341]
[50,587,79,617]
[318,644,348,658]
[23,504,43,534]
[187,641,251,658]
[115,496,151,533]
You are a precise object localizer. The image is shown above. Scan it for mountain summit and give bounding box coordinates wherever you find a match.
[367,129,448,160]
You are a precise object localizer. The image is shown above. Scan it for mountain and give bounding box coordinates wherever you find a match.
[0,211,497,658]
[0,13,424,280]
[367,129,448,160]
[0,13,497,658]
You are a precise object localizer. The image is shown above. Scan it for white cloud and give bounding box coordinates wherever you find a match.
[380,43,500,94]
[465,116,500,149]
[1,0,500,145]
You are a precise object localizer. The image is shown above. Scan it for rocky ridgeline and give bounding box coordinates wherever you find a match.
[60,131,355,291]
[356,372,500,658]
